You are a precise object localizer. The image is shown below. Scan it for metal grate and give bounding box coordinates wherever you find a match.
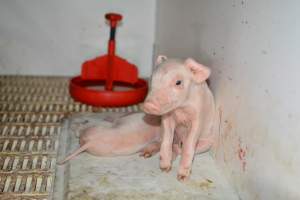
[0,76,69,200]
[0,76,140,200]
[1,77,87,199]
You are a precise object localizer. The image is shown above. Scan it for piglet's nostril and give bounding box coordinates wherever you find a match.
[143,101,160,113]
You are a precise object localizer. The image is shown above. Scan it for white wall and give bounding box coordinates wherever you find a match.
[0,0,156,77]
[154,0,201,60]
[156,0,300,199]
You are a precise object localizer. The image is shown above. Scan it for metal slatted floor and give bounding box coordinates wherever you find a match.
[0,76,75,200]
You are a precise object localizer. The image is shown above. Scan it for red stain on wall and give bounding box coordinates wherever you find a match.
[238,139,247,172]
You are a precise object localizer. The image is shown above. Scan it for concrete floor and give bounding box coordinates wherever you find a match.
[58,113,239,200]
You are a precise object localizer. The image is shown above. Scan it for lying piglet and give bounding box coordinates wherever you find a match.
[58,112,160,164]
[141,56,215,181]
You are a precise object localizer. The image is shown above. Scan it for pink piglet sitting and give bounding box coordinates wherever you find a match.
[141,55,216,181]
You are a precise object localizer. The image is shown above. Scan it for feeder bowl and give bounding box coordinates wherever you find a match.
[69,13,148,107]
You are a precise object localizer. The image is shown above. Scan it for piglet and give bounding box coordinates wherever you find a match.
[58,112,160,164]
[141,56,216,181]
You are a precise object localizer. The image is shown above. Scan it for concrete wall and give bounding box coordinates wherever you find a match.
[156,0,300,199]
[0,0,156,77]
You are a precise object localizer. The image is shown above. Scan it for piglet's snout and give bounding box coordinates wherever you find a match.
[142,100,161,114]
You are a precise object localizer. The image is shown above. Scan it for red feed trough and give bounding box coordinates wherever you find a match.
[69,13,148,107]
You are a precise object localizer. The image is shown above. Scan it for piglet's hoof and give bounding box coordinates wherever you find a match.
[159,156,172,172]
[160,166,172,172]
[139,152,152,158]
[177,168,191,182]
[177,174,190,182]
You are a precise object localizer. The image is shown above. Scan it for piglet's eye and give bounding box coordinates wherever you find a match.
[175,80,182,86]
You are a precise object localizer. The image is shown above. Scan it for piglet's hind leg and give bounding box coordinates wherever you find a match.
[195,138,214,154]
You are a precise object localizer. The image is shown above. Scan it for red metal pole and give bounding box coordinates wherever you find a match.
[105,13,122,91]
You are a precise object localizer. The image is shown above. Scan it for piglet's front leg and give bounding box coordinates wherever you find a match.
[177,123,200,181]
[160,114,175,172]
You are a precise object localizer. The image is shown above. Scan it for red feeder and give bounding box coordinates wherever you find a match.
[70,13,148,107]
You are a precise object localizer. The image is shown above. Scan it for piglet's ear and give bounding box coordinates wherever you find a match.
[184,58,211,83]
[156,55,168,65]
